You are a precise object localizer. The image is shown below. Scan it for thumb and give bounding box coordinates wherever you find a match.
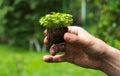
[64,33,80,44]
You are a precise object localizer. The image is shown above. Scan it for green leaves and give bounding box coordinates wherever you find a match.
[39,12,73,28]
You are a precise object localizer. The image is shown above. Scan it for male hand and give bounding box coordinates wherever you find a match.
[43,26,120,76]
[43,26,111,69]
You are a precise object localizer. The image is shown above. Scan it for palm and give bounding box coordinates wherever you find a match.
[64,42,101,69]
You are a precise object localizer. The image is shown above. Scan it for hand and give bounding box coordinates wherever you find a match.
[43,26,110,69]
[43,26,120,76]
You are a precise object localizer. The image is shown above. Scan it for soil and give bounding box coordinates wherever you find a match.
[47,27,68,44]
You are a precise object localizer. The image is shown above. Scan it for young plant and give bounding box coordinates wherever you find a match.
[39,12,73,44]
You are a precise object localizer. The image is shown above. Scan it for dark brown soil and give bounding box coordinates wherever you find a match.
[47,27,68,44]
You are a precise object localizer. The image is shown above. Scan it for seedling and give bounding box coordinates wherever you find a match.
[39,12,73,44]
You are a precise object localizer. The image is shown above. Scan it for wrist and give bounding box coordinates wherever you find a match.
[100,46,120,76]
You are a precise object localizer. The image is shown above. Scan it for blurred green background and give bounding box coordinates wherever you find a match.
[0,0,120,76]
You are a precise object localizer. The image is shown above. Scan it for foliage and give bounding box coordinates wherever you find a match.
[66,0,82,26]
[0,0,63,48]
[97,0,120,42]
[0,45,107,76]
[39,12,73,28]
[0,0,120,49]
[87,0,120,44]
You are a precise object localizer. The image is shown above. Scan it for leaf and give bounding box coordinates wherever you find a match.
[39,12,73,28]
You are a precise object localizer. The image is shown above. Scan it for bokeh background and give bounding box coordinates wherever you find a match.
[0,0,120,76]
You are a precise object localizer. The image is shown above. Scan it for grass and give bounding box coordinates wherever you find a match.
[0,44,107,76]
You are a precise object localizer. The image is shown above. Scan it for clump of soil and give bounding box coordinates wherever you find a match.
[47,27,68,44]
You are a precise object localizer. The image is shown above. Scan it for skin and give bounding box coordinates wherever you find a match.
[43,26,120,76]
